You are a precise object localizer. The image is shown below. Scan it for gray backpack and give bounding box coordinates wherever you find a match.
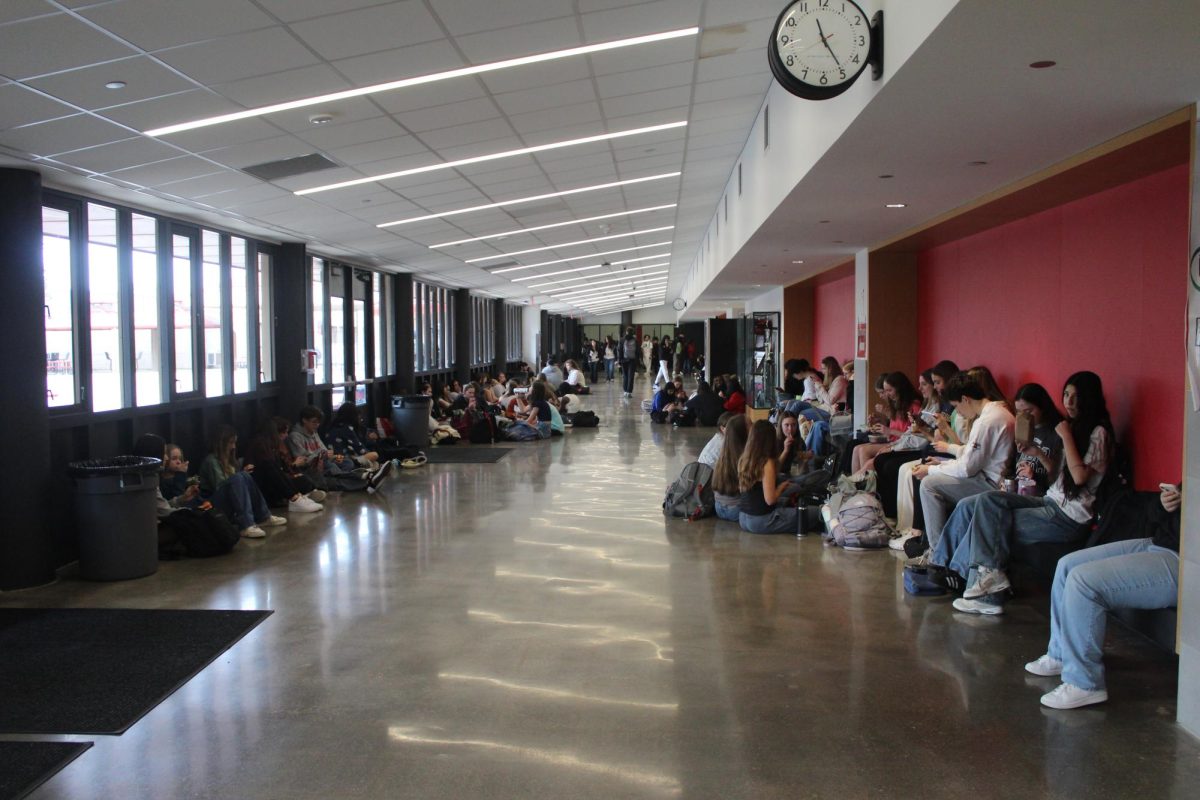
[821,473,892,549]
[663,462,714,520]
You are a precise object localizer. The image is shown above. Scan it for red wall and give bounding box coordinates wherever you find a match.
[917,164,1189,489]
[813,274,855,364]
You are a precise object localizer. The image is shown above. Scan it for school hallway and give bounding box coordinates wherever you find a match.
[5,377,1198,799]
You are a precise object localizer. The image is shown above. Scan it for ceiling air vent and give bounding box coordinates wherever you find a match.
[484,260,521,271]
[507,200,568,219]
[242,153,339,182]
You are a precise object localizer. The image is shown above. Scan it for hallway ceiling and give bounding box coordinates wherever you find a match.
[0,0,783,316]
[687,0,1200,316]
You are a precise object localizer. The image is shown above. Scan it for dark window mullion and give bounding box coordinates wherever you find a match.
[116,209,135,408]
[219,233,234,396]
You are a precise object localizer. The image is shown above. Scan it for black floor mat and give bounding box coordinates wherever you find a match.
[0,741,91,800]
[425,447,511,463]
[0,608,271,735]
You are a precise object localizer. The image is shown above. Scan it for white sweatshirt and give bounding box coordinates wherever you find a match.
[927,400,1014,484]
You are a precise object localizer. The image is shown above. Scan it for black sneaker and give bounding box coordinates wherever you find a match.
[366,459,394,492]
[903,534,928,558]
[928,565,966,594]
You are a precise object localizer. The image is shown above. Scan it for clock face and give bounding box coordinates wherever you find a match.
[770,0,873,99]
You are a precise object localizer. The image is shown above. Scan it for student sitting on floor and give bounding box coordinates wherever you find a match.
[506,381,553,440]
[711,416,750,521]
[197,425,287,539]
[243,417,325,512]
[685,380,725,427]
[288,406,372,493]
[737,420,803,535]
[722,378,747,416]
[326,403,394,490]
[561,359,589,395]
[697,412,735,466]
[1024,481,1181,709]
[775,411,811,477]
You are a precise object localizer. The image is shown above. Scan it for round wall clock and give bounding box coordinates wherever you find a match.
[672,298,687,311]
[768,1,883,101]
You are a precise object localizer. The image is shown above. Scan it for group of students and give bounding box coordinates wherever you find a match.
[133,403,404,541]
[650,375,748,426]
[420,370,576,442]
[691,356,1181,712]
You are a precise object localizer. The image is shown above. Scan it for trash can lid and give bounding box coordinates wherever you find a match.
[395,395,431,405]
[68,455,162,477]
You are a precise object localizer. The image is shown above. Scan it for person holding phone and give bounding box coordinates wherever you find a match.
[198,425,286,539]
[1025,481,1181,709]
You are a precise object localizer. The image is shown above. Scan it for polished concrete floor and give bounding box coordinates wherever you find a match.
[4,378,1198,799]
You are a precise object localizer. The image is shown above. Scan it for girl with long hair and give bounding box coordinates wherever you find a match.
[851,371,921,474]
[1012,382,1065,496]
[933,371,1115,615]
[197,424,286,539]
[243,416,325,512]
[711,415,749,521]
[736,420,802,534]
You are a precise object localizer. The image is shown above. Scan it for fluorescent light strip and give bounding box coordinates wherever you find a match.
[298,121,686,196]
[490,242,672,274]
[546,276,669,298]
[563,283,669,305]
[515,257,670,283]
[467,226,674,264]
[542,270,669,294]
[578,293,667,311]
[527,265,669,290]
[429,204,676,249]
[579,300,668,315]
[378,172,680,228]
[145,28,699,137]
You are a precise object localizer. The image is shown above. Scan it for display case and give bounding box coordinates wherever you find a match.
[737,312,780,409]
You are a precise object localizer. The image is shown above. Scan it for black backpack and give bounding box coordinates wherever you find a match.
[623,337,638,360]
[158,508,240,559]
[467,410,497,444]
[570,410,599,428]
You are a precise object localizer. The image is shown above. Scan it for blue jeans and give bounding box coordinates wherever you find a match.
[805,421,831,456]
[739,507,799,534]
[604,358,616,380]
[715,501,740,522]
[212,471,270,530]
[961,491,1084,571]
[919,471,995,553]
[1047,538,1179,691]
[785,399,830,423]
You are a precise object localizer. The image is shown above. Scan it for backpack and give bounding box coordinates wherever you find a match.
[820,473,891,550]
[467,410,497,444]
[158,508,240,559]
[570,410,599,428]
[663,462,715,520]
[622,337,638,360]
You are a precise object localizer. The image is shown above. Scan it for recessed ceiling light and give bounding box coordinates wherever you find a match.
[144,27,700,137]
[886,203,907,208]
[298,120,687,195]
[792,260,805,264]
[309,113,335,125]
[1029,60,1057,69]
[104,80,127,90]
[429,204,676,249]
[378,172,680,228]
[466,226,675,264]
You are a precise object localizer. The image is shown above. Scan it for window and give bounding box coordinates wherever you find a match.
[231,238,251,393]
[373,273,393,378]
[257,251,274,383]
[87,203,122,411]
[202,230,225,397]
[505,304,523,362]
[469,295,494,366]
[131,213,161,406]
[43,205,77,408]
[330,265,346,383]
[171,232,197,395]
[413,281,455,373]
[352,270,368,381]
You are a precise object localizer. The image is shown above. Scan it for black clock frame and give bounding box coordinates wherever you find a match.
[767,2,884,101]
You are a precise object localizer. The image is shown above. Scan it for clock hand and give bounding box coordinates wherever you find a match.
[815,19,841,67]
[790,33,834,56]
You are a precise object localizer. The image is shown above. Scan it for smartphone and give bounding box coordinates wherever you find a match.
[186,475,200,486]
[1159,482,1179,492]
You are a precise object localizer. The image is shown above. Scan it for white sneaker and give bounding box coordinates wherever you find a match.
[1040,682,1107,710]
[307,489,327,502]
[289,496,323,513]
[240,525,266,539]
[952,596,1005,615]
[964,566,1011,599]
[1025,654,1064,677]
[889,531,918,551]
[259,515,287,528]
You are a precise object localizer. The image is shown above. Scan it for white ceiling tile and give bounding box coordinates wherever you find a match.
[0,0,55,25]
[106,155,226,185]
[370,76,488,117]
[296,115,408,149]
[29,56,197,111]
[492,79,596,117]
[0,83,77,130]
[595,61,694,98]
[263,99,386,135]
[254,0,396,23]
[479,58,592,95]
[581,0,701,43]
[287,2,444,61]
[507,101,602,136]
[97,89,241,131]
[148,117,285,153]
[210,183,291,208]
[587,36,697,76]
[155,169,261,198]
[601,85,691,118]
[429,0,575,36]
[48,135,182,172]
[433,135,529,164]
[79,0,276,51]
[329,38,463,87]
[418,117,520,151]
[200,134,317,168]
[693,73,771,104]
[0,13,136,80]
[212,64,352,108]
[1,113,133,157]
[324,135,430,167]
[156,27,319,85]
[454,15,580,64]
[395,96,501,133]
[695,47,769,83]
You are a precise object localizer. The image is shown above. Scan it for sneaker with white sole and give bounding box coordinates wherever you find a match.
[1040,682,1107,710]
[964,566,1011,599]
[952,595,1005,615]
[259,515,287,528]
[1025,654,1064,677]
[889,531,918,551]
[240,525,266,539]
[366,459,394,492]
[307,489,327,502]
[905,551,931,568]
[288,496,323,513]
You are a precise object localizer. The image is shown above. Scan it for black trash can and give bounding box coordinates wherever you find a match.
[68,456,162,581]
[391,395,432,447]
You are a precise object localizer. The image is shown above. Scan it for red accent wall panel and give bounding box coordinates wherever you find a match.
[917,164,1188,489]
[813,274,856,363]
